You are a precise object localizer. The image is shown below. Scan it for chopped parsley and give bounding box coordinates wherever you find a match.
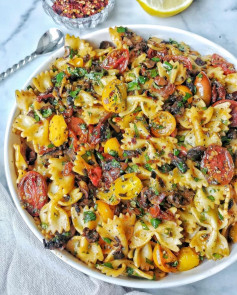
[69,88,80,98]
[144,163,153,172]
[41,108,53,118]
[102,237,112,244]
[173,149,180,156]
[134,123,139,137]
[218,211,224,221]
[48,143,55,148]
[201,167,208,174]
[110,159,120,168]
[83,211,96,223]
[34,112,40,122]
[108,150,118,157]
[140,220,149,230]
[126,267,134,276]
[117,26,126,33]
[207,195,215,202]
[163,61,173,72]
[54,72,65,87]
[127,81,141,92]
[103,262,113,269]
[151,57,160,62]
[150,218,161,229]
[138,76,148,84]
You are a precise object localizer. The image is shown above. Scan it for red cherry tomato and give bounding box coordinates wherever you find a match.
[67,117,88,143]
[102,49,129,73]
[211,54,236,75]
[88,166,102,187]
[18,171,48,217]
[201,145,234,185]
[213,99,237,127]
[163,55,192,70]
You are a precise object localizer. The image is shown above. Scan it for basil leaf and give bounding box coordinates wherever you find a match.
[83,211,96,223]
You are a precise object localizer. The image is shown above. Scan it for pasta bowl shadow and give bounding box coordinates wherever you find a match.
[4,24,237,289]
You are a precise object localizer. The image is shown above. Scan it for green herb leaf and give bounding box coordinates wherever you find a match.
[117,26,126,33]
[163,61,173,72]
[83,211,96,223]
[41,108,53,118]
[41,222,48,229]
[145,258,154,265]
[127,81,141,92]
[197,73,203,78]
[48,143,55,148]
[140,220,149,230]
[171,260,179,267]
[201,167,208,174]
[103,262,114,269]
[150,68,159,78]
[138,76,148,84]
[213,253,223,259]
[144,163,153,172]
[134,123,139,137]
[151,218,161,229]
[55,72,65,87]
[34,112,40,122]
[151,57,160,62]
[109,150,118,157]
[173,149,180,156]
[218,211,224,221]
[69,48,78,59]
[207,195,215,202]
[69,88,80,98]
[127,267,134,276]
[182,92,192,103]
[103,237,112,244]
[111,159,121,168]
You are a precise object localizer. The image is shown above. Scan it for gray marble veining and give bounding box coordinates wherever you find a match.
[1,0,237,293]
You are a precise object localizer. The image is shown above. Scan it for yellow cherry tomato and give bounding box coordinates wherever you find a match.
[114,173,143,200]
[178,247,199,271]
[153,244,178,273]
[96,200,114,222]
[49,115,68,147]
[102,79,127,113]
[150,111,176,137]
[104,137,122,157]
[176,85,193,104]
[69,57,84,68]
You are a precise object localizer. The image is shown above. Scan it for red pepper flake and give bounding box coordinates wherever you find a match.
[52,0,109,19]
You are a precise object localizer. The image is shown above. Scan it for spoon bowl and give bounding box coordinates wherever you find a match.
[0,28,64,82]
[35,28,64,55]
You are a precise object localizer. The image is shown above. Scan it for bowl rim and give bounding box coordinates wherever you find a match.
[4,24,237,289]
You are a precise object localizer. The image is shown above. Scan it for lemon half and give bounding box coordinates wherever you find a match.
[137,0,193,17]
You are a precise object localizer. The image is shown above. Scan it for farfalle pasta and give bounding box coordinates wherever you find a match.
[13,27,237,280]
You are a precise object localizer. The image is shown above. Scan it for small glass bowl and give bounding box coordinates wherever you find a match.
[42,0,115,30]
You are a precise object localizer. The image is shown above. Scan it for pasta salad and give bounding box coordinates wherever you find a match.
[13,26,237,280]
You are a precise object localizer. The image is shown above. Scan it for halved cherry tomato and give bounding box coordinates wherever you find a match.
[102,79,127,113]
[194,71,212,106]
[211,53,236,75]
[213,99,237,127]
[96,200,114,222]
[201,145,234,185]
[176,85,193,104]
[88,166,102,187]
[67,117,88,143]
[18,171,48,217]
[163,55,192,70]
[153,244,178,273]
[114,173,143,200]
[102,49,129,73]
[150,111,176,137]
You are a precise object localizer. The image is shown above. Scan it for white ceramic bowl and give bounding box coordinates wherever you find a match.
[4,25,237,289]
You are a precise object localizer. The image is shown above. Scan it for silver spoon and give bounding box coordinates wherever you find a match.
[0,28,64,82]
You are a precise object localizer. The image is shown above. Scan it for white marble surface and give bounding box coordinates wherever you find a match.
[1,0,237,294]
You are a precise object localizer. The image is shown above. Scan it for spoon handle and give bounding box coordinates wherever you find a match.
[0,51,38,82]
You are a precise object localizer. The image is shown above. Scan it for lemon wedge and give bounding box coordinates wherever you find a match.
[137,0,193,17]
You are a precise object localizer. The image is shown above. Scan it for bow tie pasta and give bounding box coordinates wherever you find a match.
[13,27,237,280]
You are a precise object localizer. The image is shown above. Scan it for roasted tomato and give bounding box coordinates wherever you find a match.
[201,145,234,185]
[213,99,237,127]
[88,166,102,187]
[102,49,129,73]
[63,162,74,176]
[18,171,48,217]
[153,244,178,273]
[151,77,175,99]
[211,53,236,75]
[150,111,176,137]
[194,71,212,106]
[102,79,127,113]
[67,117,88,143]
